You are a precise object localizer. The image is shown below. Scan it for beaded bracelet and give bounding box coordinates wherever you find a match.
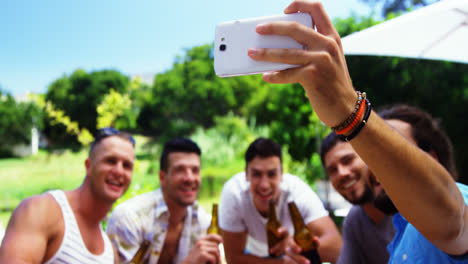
[338,99,372,142]
[335,93,367,135]
[332,91,366,132]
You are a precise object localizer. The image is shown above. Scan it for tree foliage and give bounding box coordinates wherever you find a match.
[0,89,43,157]
[137,44,266,140]
[44,69,130,146]
[97,89,132,129]
[33,95,93,146]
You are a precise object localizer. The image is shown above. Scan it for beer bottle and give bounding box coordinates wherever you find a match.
[129,239,151,264]
[288,201,322,264]
[266,199,282,258]
[206,203,227,264]
[207,203,220,235]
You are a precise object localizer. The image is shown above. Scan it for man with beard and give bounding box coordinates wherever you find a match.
[219,137,342,264]
[107,138,222,264]
[0,127,136,263]
[320,132,396,264]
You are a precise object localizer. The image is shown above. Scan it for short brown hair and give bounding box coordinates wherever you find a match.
[378,104,458,180]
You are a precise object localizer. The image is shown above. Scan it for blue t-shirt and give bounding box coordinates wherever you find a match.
[388,183,468,263]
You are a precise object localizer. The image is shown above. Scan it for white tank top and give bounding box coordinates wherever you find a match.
[44,190,114,264]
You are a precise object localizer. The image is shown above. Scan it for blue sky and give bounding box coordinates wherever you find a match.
[1,0,375,96]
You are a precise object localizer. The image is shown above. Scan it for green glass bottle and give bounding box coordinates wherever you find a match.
[207,203,220,235]
[128,239,151,264]
[288,201,322,264]
[266,199,282,258]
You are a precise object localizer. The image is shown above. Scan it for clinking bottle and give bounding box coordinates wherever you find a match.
[207,203,220,235]
[266,199,283,258]
[288,201,322,264]
[128,239,151,264]
[207,203,227,264]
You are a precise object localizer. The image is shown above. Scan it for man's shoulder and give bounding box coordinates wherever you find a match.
[343,206,365,224]
[221,172,249,194]
[225,172,247,185]
[9,193,62,233]
[281,173,317,199]
[17,193,61,218]
[281,173,309,188]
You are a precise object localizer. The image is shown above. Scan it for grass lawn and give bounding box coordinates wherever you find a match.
[0,150,87,221]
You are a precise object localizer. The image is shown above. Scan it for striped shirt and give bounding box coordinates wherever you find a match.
[44,190,114,264]
[106,188,210,264]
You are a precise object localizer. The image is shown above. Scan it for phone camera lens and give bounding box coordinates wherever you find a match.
[219,44,226,51]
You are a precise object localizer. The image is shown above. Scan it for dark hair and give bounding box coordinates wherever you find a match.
[89,127,135,156]
[160,138,201,172]
[319,132,345,168]
[378,104,458,180]
[245,137,282,165]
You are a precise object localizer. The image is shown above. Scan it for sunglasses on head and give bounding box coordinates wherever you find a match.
[93,127,135,146]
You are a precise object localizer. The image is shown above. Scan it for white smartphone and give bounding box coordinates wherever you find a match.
[214,13,312,78]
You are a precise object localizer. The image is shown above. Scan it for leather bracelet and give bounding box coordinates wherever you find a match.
[338,99,372,142]
[332,91,366,132]
[335,93,367,135]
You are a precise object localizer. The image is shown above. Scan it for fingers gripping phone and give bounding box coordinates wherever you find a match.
[214,13,312,77]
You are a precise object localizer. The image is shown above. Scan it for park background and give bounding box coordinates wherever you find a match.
[1,0,467,231]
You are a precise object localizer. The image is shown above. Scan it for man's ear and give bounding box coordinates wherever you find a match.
[245,168,250,182]
[85,158,91,170]
[84,158,91,178]
[159,170,165,186]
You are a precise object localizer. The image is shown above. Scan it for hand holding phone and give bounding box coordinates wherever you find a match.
[214,13,312,77]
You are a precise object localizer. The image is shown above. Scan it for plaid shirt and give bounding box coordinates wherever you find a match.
[107,189,210,264]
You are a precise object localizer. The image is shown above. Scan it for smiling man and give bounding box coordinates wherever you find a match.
[320,132,396,264]
[219,137,342,264]
[106,138,222,264]
[0,127,136,263]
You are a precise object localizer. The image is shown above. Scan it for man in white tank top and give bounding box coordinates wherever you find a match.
[0,127,136,264]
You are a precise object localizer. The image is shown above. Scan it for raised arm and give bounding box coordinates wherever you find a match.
[352,114,467,254]
[0,195,59,263]
[247,0,468,255]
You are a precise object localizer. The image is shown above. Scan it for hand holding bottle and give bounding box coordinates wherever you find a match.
[288,202,322,264]
[283,237,321,264]
[182,234,222,264]
[268,226,292,257]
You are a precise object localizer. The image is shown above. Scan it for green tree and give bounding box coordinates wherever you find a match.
[44,69,130,146]
[0,89,43,157]
[137,44,264,140]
